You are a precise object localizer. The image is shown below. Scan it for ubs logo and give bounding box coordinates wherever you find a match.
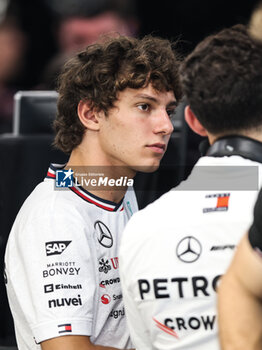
[95,221,113,248]
[176,236,202,263]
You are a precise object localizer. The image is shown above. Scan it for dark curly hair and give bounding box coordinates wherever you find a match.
[54,35,182,153]
[180,24,262,134]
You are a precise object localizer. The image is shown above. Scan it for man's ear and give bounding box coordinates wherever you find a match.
[184,105,208,137]
[77,100,101,131]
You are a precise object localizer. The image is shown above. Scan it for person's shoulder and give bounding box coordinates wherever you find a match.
[122,189,180,240]
[22,180,72,212]
[15,179,90,228]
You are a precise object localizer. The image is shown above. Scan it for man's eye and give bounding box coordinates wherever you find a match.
[138,104,149,111]
[167,109,176,118]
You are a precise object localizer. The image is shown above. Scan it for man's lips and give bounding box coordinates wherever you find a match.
[146,143,166,154]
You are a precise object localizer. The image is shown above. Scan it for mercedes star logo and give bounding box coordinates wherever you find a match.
[176,236,202,263]
[95,221,113,248]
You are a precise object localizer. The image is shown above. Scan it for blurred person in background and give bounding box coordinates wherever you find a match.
[249,0,262,41]
[40,0,139,89]
[53,0,138,53]
[0,18,27,133]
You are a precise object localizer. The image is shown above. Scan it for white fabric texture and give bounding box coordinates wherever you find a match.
[5,164,138,350]
[120,155,262,350]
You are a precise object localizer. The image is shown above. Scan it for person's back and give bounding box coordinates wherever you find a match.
[120,157,261,349]
[119,24,262,349]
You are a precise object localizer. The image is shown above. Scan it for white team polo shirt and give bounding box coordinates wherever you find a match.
[120,155,262,350]
[5,164,138,350]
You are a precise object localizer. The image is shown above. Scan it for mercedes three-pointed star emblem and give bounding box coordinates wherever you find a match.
[95,221,113,248]
[176,236,202,263]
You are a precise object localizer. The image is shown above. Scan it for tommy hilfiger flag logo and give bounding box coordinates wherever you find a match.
[58,324,72,334]
[203,193,230,213]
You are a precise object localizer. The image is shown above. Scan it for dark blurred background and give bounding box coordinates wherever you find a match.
[13,0,261,82]
[0,0,259,133]
[10,0,260,86]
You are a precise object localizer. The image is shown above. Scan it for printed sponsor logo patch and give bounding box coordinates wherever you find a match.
[101,294,111,304]
[48,295,82,308]
[45,241,72,256]
[98,257,119,274]
[58,324,72,334]
[153,317,179,338]
[43,266,80,278]
[98,258,112,274]
[44,283,82,293]
[99,277,121,288]
[109,307,125,319]
[176,236,202,263]
[203,193,230,213]
[95,221,113,248]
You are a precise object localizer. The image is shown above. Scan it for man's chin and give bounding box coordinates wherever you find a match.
[133,164,160,173]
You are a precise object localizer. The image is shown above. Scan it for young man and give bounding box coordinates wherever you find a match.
[4,35,182,350]
[218,188,262,350]
[119,24,262,350]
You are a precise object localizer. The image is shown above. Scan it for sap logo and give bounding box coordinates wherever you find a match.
[45,241,72,256]
[48,295,82,308]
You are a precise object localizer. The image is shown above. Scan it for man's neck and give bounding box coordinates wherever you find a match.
[66,149,135,203]
[208,128,262,145]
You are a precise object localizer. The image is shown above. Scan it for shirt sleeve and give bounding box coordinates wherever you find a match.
[5,204,96,344]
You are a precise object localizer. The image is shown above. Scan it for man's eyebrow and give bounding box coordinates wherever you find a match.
[133,94,158,102]
[167,101,178,108]
[133,93,177,106]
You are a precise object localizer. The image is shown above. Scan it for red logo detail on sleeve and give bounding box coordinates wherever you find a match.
[101,294,111,304]
[58,324,72,333]
[110,257,119,269]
